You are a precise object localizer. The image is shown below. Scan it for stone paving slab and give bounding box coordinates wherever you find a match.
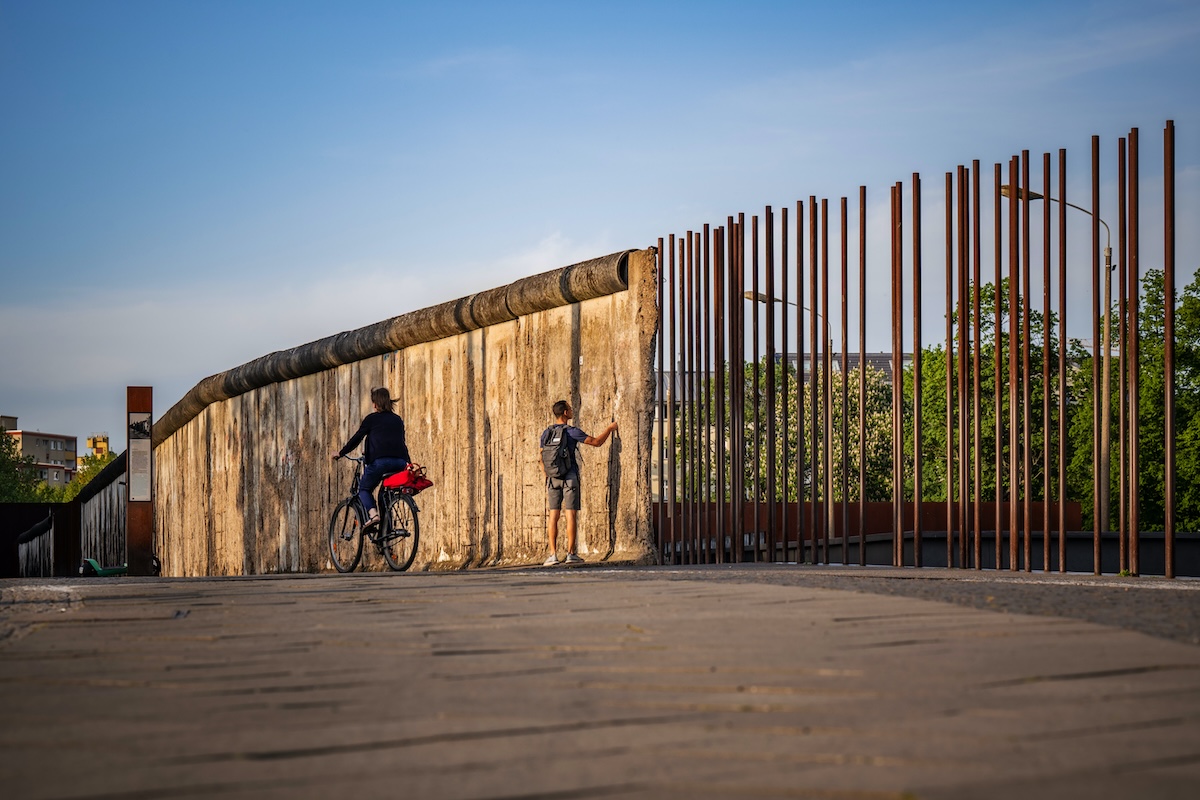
[1,566,1199,799]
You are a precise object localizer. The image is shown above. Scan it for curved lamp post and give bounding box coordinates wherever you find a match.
[1000,184,1114,534]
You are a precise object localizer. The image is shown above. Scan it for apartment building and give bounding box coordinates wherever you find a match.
[2,415,77,486]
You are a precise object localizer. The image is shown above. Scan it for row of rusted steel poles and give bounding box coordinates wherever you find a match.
[655,121,1177,576]
[655,197,869,566]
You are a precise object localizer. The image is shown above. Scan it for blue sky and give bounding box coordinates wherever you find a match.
[1,0,1198,445]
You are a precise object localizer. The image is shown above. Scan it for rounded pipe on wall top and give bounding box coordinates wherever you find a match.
[153,249,637,448]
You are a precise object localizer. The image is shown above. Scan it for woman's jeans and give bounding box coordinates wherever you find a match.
[359,457,409,515]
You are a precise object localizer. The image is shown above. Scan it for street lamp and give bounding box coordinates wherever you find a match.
[742,291,833,347]
[1000,184,1114,534]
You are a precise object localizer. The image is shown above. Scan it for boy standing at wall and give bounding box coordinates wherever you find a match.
[539,400,618,565]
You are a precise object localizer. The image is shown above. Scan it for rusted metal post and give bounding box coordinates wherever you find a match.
[1022,151,1033,572]
[1118,139,1128,575]
[892,183,905,566]
[1164,120,1176,578]
[729,214,739,563]
[840,197,850,564]
[1042,153,1052,573]
[667,235,678,565]
[657,239,666,561]
[715,226,727,565]
[891,184,899,566]
[809,198,820,563]
[945,171,955,569]
[683,234,693,563]
[1129,127,1141,576]
[958,165,970,569]
[751,216,761,560]
[1092,136,1102,575]
[796,201,807,564]
[972,161,983,570]
[821,198,832,565]
[994,165,1004,569]
[912,175,923,569]
[1008,156,1020,572]
[780,206,789,562]
[859,186,868,567]
[765,208,778,562]
[700,227,705,566]
[1058,150,1068,572]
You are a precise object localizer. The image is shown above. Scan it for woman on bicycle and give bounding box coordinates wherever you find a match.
[332,387,410,529]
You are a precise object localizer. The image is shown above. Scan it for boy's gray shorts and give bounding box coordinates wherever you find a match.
[546,472,581,511]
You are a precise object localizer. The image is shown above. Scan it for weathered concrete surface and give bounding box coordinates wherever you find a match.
[1,566,1198,799]
[153,250,658,576]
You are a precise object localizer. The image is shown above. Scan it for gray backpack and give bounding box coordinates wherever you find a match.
[541,424,574,479]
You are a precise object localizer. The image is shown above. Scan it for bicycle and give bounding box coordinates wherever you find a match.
[328,456,420,572]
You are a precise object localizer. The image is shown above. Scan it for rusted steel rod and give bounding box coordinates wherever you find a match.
[1042,153,1052,573]
[958,165,970,569]
[695,229,704,564]
[821,198,832,565]
[1092,135,1102,575]
[796,201,808,564]
[912,175,924,568]
[662,241,672,561]
[686,232,696,563]
[840,197,850,565]
[704,226,714,564]
[729,212,739,563]
[780,206,789,563]
[809,199,820,563]
[892,183,904,566]
[1118,139,1128,575]
[1164,120,1176,578]
[972,161,983,570]
[945,171,954,569]
[714,226,727,565]
[751,216,762,560]
[765,207,778,562]
[994,165,1004,569]
[1022,151,1033,572]
[1008,155,1020,572]
[1058,149,1068,572]
[668,235,678,564]
[1129,127,1141,576]
[859,187,867,567]
[686,230,696,563]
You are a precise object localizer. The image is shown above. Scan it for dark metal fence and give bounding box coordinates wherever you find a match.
[653,120,1183,576]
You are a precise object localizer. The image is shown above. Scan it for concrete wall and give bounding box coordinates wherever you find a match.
[153,249,658,576]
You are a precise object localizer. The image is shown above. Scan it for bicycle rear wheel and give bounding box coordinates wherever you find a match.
[328,498,364,573]
[380,492,420,571]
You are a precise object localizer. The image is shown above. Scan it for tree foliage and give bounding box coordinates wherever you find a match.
[1,428,41,502]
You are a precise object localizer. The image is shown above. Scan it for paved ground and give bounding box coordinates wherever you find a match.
[2,565,1200,799]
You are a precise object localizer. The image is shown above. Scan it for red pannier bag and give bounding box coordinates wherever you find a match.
[382,462,434,495]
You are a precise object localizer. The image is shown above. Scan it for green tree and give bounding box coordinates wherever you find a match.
[0,427,40,502]
[903,278,1066,505]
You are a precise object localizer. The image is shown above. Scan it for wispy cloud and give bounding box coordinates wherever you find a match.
[403,47,524,80]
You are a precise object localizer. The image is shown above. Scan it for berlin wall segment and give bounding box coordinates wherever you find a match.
[153,250,658,576]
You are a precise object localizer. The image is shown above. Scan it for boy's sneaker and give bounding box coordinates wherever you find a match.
[564,553,585,564]
[543,554,561,566]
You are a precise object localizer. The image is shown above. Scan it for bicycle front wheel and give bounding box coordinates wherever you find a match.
[328,498,364,573]
[380,492,420,571]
